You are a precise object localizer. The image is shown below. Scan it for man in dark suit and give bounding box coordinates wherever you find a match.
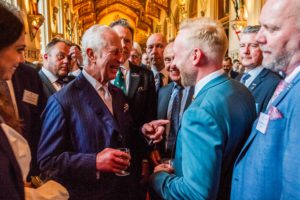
[38,38,74,98]
[146,33,169,91]
[148,17,256,200]
[38,25,133,200]
[153,42,194,165]
[223,57,239,78]
[12,63,47,178]
[236,25,282,113]
[110,19,157,196]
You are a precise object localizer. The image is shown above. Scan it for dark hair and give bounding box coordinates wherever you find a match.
[109,18,134,39]
[233,59,240,63]
[45,38,72,53]
[223,56,232,63]
[0,2,24,51]
[242,25,261,34]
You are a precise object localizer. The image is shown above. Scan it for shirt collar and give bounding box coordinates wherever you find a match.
[193,69,225,98]
[42,67,59,83]
[82,69,107,91]
[285,65,300,84]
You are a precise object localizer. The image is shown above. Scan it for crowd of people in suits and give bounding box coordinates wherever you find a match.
[1,0,300,199]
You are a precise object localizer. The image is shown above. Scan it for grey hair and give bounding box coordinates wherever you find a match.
[81,25,110,66]
[242,25,261,34]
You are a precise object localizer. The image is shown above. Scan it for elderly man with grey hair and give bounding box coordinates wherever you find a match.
[38,25,134,200]
[236,25,281,113]
[147,17,256,200]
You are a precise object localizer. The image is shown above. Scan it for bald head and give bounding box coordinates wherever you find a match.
[146,33,167,71]
[255,0,300,74]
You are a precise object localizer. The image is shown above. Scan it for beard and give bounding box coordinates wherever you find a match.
[262,51,292,73]
[180,67,197,87]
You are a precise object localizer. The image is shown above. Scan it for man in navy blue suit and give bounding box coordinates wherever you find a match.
[152,42,194,165]
[236,25,281,113]
[231,0,300,199]
[38,25,134,200]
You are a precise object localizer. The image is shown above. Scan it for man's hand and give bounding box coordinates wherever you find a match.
[154,163,174,174]
[142,119,169,144]
[69,45,83,66]
[96,148,130,174]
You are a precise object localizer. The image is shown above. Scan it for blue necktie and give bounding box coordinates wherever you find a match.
[155,72,164,91]
[167,84,183,157]
[241,73,251,84]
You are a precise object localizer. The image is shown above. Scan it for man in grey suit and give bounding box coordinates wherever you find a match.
[38,38,74,98]
[237,25,282,113]
[152,42,193,166]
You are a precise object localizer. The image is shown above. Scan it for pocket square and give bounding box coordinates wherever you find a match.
[123,103,129,112]
[268,106,283,120]
[137,86,144,92]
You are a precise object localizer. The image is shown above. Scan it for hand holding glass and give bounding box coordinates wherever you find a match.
[115,148,130,176]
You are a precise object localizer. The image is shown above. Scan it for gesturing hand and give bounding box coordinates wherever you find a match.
[142,119,169,144]
[96,148,130,174]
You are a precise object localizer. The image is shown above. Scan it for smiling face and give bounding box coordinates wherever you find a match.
[112,25,133,64]
[255,0,300,74]
[94,30,122,84]
[0,33,25,80]
[173,31,197,87]
[239,33,263,70]
[164,43,180,83]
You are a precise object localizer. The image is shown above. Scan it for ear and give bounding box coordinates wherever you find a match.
[191,48,203,66]
[86,48,96,63]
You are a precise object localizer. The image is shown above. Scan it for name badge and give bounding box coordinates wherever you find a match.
[22,90,39,106]
[256,112,269,134]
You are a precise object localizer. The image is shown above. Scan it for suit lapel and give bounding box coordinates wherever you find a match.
[236,71,300,164]
[128,63,141,98]
[74,74,119,147]
[38,70,56,95]
[248,68,267,91]
[0,127,23,189]
[158,83,174,119]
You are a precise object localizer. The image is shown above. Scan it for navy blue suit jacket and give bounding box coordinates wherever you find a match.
[12,63,47,177]
[156,82,194,157]
[236,68,281,113]
[0,126,24,200]
[38,73,134,200]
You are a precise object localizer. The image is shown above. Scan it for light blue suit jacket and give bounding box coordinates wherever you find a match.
[231,72,300,200]
[150,74,256,200]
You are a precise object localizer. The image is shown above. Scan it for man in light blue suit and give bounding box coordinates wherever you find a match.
[231,0,300,199]
[148,17,256,200]
[38,25,133,200]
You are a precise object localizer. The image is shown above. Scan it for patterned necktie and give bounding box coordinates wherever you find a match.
[155,72,164,91]
[114,68,126,94]
[268,80,288,106]
[0,80,17,119]
[240,73,251,84]
[98,85,113,114]
[167,84,183,157]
